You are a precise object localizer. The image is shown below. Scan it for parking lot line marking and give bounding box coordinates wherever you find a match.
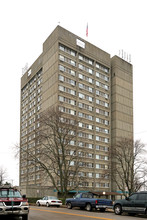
[30,207,116,220]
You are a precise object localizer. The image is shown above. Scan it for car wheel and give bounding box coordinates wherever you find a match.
[85,203,92,211]
[22,214,28,220]
[46,202,50,207]
[99,208,106,212]
[37,202,40,206]
[67,202,72,209]
[114,204,122,215]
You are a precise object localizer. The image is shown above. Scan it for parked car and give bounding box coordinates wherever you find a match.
[36,196,62,207]
[0,185,29,220]
[66,192,113,212]
[113,191,147,215]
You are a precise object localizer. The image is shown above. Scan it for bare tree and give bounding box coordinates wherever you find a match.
[20,107,83,200]
[111,138,147,197]
[0,167,7,186]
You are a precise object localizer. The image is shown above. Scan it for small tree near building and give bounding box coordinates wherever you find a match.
[111,138,147,197]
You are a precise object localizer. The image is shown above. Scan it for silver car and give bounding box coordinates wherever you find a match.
[36,196,62,207]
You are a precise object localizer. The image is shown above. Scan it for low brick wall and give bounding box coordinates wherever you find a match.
[18,185,57,198]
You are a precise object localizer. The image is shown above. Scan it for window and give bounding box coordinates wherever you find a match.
[89,87,93,93]
[96,145,109,151]
[36,174,40,180]
[28,69,32,77]
[69,150,75,155]
[96,164,100,169]
[59,75,64,81]
[70,79,76,86]
[0,189,22,198]
[79,161,85,167]
[58,96,76,105]
[58,85,76,96]
[96,108,109,117]
[88,125,93,130]
[59,65,64,72]
[96,183,100,187]
[96,62,109,73]
[105,138,109,143]
[96,127,109,134]
[79,93,84,99]
[37,96,41,103]
[86,143,93,149]
[78,112,93,121]
[79,73,83,79]
[105,85,109,90]
[70,100,75,105]
[96,155,109,160]
[86,153,93,158]
[137,194,147,200]
[79,54,93,65]
[89,68,93,74]
[96,90,109,99]
[88,173,93,178]
[79,64,83,70]
[71,70,75,76]
[96,136,100,141]
[89,78,93,83]
[59,54,64,61]
[69,140,75,146]
[78,142,84,147]
[96,164,108,169]
[59,75,76,86]
[96,81,99,87]
[59,54,76,66]
[96,174,100,178]
[88,134,93,139]
[129,194,138,200]
[88,115,93,120]
[79,83,93,93]
[96,155,100,160]
[70,89,76,95]
[71,60,76,66]
[58,96,64,102]
[75,194,81,199]
[78,103,83,108]
[87,163,93,168]
[59,44,76,56]
[70,109,76,115]
[96,71,109,82]
[79,122,83,127]
[89,96,93,102]
[59,85,64,91]
[69,161,75,166]
[78,151,85,157]
[96,81,109,91]
[78,64,93,74]
[96,117,109,125]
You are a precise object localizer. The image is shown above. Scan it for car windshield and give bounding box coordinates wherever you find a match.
[48,196,58,200]
[0,189,22,198]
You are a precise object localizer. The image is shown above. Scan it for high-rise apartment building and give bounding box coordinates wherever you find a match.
[20,26,133,195]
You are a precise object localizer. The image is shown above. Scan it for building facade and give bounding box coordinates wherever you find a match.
[20,26,133,195]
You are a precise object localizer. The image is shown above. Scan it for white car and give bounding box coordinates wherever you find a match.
[36,196,62,207]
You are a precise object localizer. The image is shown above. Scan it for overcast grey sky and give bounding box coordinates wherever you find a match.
[0,0,147,185]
